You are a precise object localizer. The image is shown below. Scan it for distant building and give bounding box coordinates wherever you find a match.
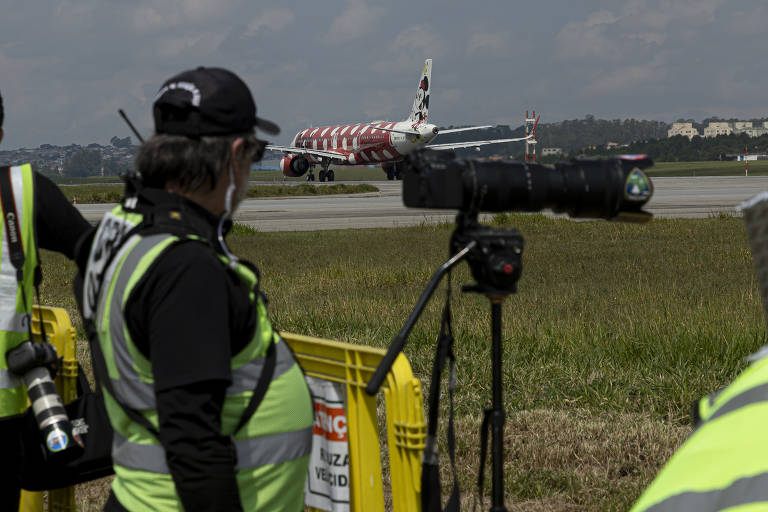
[745,127,768,137]
[605,142,621,150]
[668,122,699,140]
[541,147,563,156]
[733,121,753,131]
[703,122,733,138]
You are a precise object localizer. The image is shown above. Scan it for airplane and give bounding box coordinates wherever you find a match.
[267,59,531,181]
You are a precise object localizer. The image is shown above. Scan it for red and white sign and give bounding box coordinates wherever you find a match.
[305,377,350,512]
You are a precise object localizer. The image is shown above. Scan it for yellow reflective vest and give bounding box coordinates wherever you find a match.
[83,203,314,511]
[0,164,38,417]
[632,348,768,511]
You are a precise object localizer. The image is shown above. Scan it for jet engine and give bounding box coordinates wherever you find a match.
[280,155,310,177]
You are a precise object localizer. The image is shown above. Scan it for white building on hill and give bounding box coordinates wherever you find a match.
[703,122,733,137]
[668,122,699,140]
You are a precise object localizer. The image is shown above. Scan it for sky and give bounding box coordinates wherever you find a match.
[1,0,767,149]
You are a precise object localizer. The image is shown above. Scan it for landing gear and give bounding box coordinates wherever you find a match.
[306,170,315,181]
[384,162,402,180]
[319,162,334,182]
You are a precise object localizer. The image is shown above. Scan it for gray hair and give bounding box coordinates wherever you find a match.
[136,133,259,192]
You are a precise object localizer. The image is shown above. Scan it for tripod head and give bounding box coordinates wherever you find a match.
[452,212,524,297]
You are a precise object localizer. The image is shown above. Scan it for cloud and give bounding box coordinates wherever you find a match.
[392,24,441,55]
[246,8,295,36]
[554,1,729,64]
[132,0,237,32]
[326,0,384,43]
[467,31,510,55]
[154,31,229,58]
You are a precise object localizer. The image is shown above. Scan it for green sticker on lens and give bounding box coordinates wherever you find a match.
[625,168,651,202]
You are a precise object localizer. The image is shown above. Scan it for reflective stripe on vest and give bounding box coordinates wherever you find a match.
[0,368,21,388]
[0,164,37,416]
[704,381,768,424]
[642,471,768,512]
[113,425,313,474]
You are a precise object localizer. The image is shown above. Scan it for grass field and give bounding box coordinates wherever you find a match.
[36,214,764,510]
[648,160,768,177]
[59,183,378,203]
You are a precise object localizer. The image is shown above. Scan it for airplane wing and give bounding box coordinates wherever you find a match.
[266,144,347,161]
[426,135,531,150]
[438,125,493,134]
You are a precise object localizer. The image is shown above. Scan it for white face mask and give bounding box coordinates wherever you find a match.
[217,163,239,268]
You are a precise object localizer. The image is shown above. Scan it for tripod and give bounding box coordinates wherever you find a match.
[366,212,523,511]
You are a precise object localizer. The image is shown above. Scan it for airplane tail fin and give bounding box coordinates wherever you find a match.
[408,59,432,125]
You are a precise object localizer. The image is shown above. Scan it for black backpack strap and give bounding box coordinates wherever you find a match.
[233,337,277,434]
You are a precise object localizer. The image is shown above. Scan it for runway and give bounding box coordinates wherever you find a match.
[75,176,768,232]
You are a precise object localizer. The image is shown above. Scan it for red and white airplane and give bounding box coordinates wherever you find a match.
[268,59,530,181]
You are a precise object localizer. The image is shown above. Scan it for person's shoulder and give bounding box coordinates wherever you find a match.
[151,238,226,278]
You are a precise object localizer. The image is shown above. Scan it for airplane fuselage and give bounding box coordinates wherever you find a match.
[289,121,439,166]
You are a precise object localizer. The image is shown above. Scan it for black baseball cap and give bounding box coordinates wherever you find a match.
[153,67,279,137]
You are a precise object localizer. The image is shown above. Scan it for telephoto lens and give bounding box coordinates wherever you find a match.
[6,340,83,457]
[402,149,654,221]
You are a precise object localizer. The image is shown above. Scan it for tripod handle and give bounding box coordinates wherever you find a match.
[365,241,475,395]
[366,334,405,395]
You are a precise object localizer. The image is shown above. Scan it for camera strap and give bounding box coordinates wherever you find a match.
[421,276,459,512]
[0,166,46,345]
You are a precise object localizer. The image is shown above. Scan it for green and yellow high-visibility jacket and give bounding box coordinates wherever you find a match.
[83,202,313,511]
[632,347,768,511]
[0,164,38,417]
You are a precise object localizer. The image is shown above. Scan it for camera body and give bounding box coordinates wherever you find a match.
[402,149,653,221]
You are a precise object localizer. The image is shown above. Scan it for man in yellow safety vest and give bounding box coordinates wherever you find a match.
[0,89,91,509]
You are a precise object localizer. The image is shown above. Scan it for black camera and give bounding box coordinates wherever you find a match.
[6,340,83,458]
[402,149,653,221]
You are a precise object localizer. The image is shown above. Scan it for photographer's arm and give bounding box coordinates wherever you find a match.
[33,171,91,259]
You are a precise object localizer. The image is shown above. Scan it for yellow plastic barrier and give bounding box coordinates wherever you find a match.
[282,332,426,512]
[19,306,78,512]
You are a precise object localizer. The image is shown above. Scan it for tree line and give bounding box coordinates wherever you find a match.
[441,116,768,162]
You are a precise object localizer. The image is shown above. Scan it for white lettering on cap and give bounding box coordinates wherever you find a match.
[155,81,202,107]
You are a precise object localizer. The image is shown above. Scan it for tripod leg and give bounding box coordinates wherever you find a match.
[490,299,508,512]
